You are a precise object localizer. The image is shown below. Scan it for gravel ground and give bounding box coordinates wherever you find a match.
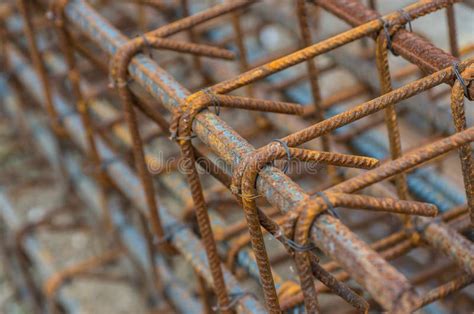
[0,118,149,314]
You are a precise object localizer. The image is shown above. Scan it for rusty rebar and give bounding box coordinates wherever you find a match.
[51,0,113,230]
[16,0,63,135]
[450,67,474,226]
[2,0,474,313]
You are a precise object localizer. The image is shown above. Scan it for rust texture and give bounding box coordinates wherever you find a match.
[0,0,472,313]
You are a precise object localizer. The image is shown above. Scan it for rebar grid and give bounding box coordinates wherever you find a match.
[0,0,473,313]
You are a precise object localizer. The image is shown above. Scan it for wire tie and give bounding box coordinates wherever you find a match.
[274,229,316,253]
[453,62,469,98]
[397,9,413,32]
[168,116,196,142]
[139,34,153,59]
[315,191,340,219]
[203,88,220,116]
[285,238,316,252]
[239,192,263,200]
[379,17,398,56]
[271,139,291,174]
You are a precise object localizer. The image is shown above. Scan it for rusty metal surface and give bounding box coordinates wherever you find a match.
[0,0,473,313]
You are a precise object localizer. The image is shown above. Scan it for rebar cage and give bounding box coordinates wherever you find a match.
[0,0,473,313]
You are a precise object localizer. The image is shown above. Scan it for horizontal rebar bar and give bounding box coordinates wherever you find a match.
[2,0,473,312]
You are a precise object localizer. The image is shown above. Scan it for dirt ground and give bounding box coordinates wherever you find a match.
[0,117,150,314]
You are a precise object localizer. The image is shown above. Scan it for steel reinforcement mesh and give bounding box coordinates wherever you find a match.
[0,0,473,313]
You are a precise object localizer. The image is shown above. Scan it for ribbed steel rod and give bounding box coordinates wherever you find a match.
[58,3,418,311]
